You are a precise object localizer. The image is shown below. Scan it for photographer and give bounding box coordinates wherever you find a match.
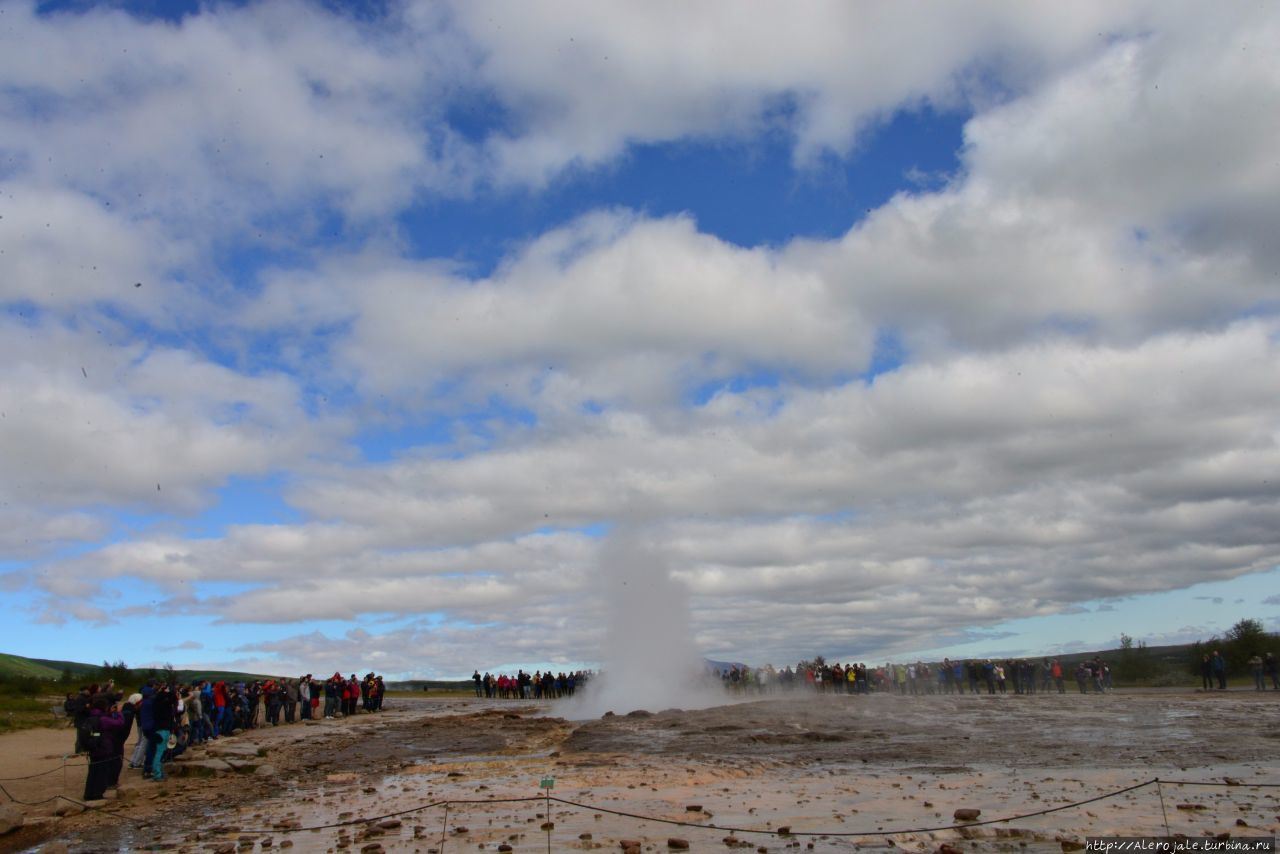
[149,682,177,782]
[82,696,124,801]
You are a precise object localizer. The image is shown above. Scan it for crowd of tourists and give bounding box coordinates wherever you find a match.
[716,657,1113,695]
[1207,651,1280,691]
[65,672,388,801]
[471,669,592,699]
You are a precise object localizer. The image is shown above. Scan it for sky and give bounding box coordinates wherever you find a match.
[2,0,1279,680]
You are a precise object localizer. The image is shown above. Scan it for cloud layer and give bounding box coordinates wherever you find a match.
[3,0,1279,675]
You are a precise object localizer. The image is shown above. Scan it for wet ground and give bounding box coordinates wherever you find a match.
[21,690,1280,853]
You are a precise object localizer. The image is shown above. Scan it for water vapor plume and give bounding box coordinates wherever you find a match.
[566,526,727,718]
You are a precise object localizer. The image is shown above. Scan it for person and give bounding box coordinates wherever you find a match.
[1051,659,1065,693]
[137,684,157,776]
[1200,655,1213,691]
[109,693,139,788]
[324,673,341,718]
[68,687,91,754]
[82,697,125,801]
[284,678,299,723]
[149,684,176,782]
[1248,654,1265,691]
[473,670,483,697]
[1267,653,1279,690]
[1211,650,1227,690]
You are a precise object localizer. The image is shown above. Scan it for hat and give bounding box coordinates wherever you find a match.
[128,693,143,705]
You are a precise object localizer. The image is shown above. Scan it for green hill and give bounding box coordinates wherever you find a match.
[0,652,274,686]
[0,653,67,681]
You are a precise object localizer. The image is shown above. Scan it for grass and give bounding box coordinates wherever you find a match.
[0,694,65,734]
[0,653,66,681]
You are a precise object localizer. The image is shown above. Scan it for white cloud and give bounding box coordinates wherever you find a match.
[0,317,336,547]
[7,1,1280,672]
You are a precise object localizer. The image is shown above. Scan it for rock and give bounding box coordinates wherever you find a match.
[360,845,384,854]
[668,839,690,849]
[777,826,791,835]
[937,845,963,854]
[686,805,703,812]
[540,822,555,831]
[39,843,69,854]
[620,841,642,850]
[376,818,402,830]
[1060,842,1085,853]
[453,826,469,834]
[212,844,236,854]
[53,802,85,817]
[0,804,24,835]
[579,833,593,839]
[1176,804,1207,811]
[173,759,235,777]
[953,808,981,822]
[498,847,513,853]
[626,709,653,718]
[1235,819,1248,827]
[253,765,277,777]
[327,772,358,783]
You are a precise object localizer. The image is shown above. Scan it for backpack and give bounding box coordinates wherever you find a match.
[79,717,104,753]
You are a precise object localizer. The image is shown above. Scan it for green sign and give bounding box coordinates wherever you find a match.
[539,777,555,789]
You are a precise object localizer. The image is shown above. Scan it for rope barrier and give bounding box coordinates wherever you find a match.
[8,750,1275,841]
[210,775,1278,838]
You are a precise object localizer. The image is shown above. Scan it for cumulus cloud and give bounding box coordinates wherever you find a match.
[6,1,1280,673]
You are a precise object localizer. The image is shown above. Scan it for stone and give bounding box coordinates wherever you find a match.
[0,805,25,836]
[360,845,384,854]
[668,839,690,849]
[686,805,703,812]
[375,818,402,830]
[173,759,235,777]
[937,845,963,854]
[1175,803,1207,811]
[53,802,85,817]
[953,808,981,822]
[253,765,277,777]
[620,841,642,850]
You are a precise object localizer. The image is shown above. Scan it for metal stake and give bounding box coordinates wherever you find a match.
[1155,778,1171,838]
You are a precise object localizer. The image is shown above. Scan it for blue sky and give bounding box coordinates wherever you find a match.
[2,1,1279,679]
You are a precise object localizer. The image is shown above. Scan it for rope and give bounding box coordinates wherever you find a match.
[10,754,1275,840]
[213,775,1278,838]
[548,778,1159,838]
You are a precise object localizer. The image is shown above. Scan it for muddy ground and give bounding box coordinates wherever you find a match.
[5,690,1279,853]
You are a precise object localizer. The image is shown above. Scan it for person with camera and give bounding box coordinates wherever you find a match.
[82,696,125,801]
[149,683,177,782]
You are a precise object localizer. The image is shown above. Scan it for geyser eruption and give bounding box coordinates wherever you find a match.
[567,527,726,717]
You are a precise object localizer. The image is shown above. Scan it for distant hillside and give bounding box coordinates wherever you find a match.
[0,653,71,681]
[0,652,274,686]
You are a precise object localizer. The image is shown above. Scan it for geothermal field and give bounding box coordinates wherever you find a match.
[10,690,1279,853]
